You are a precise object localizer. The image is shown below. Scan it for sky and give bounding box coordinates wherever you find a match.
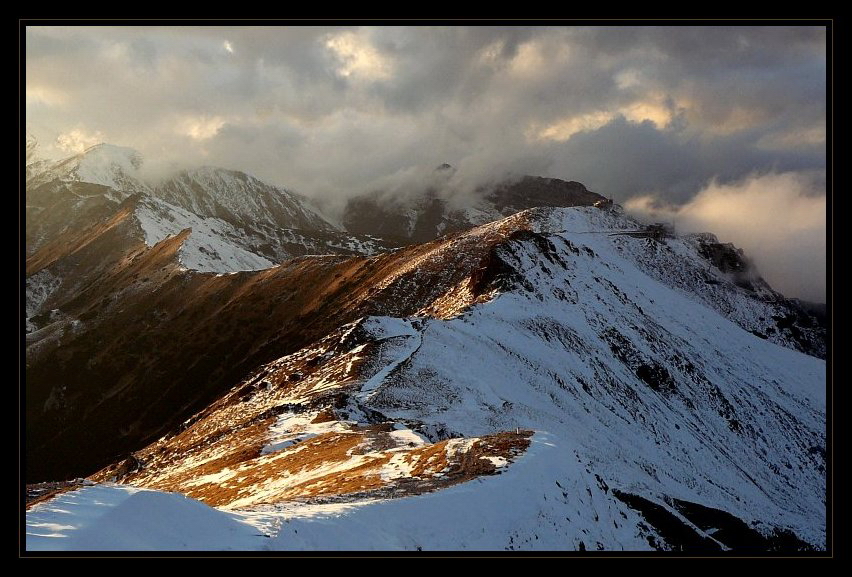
[24,25,827,301]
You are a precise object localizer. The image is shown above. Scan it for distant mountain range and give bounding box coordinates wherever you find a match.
[24,139,827,552]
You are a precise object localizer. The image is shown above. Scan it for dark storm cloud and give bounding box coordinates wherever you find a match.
[551,117,826,203]
[25,25,827,300]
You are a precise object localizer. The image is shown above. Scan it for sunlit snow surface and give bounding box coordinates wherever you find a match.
[26,207,825,551]
[135,196,275,272]
[26,485,261,551]
[28,435,654,551]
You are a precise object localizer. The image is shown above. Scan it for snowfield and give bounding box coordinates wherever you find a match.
[27,434,654,551]
[135,196,275,272]
[26,485,262,551]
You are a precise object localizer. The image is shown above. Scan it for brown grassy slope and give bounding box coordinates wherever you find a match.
[26,211,533,482]
[25,180,124,258]
[26,195,140,277]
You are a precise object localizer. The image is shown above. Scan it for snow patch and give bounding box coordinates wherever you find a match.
[260,412,352,456]
[135,196,274,272]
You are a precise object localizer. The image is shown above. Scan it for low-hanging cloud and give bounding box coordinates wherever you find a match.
[25,25,827,299]
[625,171,826,302]
[55,127,106,154]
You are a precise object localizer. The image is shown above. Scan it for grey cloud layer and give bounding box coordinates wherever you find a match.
[25,25,827,300]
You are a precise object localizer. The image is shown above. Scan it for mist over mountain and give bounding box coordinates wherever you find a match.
[26,25,827,302]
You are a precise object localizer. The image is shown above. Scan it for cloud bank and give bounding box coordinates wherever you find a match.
[25,25,827,300]
[625,171,826,302]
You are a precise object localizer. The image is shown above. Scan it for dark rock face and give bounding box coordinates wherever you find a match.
[342,175,606,243]
[697,239,750,275]
[614,491,816,552]
[488,176,603,214]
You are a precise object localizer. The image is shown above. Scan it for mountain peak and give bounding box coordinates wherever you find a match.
[64,144,146,192]
[151,165,334,238]
[79,143,143,169]
[25,142,149,194]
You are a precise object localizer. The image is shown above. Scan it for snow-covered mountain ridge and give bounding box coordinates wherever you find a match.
[27,206,826,552]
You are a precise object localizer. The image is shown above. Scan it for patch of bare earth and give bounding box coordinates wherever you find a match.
[95,418,531,509]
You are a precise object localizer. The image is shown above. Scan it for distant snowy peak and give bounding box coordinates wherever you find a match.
[27,143,150,195]
[153,167,333,233]
[78,143,143,171]
[25,145,392,278]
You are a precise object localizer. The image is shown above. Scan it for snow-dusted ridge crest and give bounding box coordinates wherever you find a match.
[25,143,393,276]
[27,205,825,551]
[27,143,150,195]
